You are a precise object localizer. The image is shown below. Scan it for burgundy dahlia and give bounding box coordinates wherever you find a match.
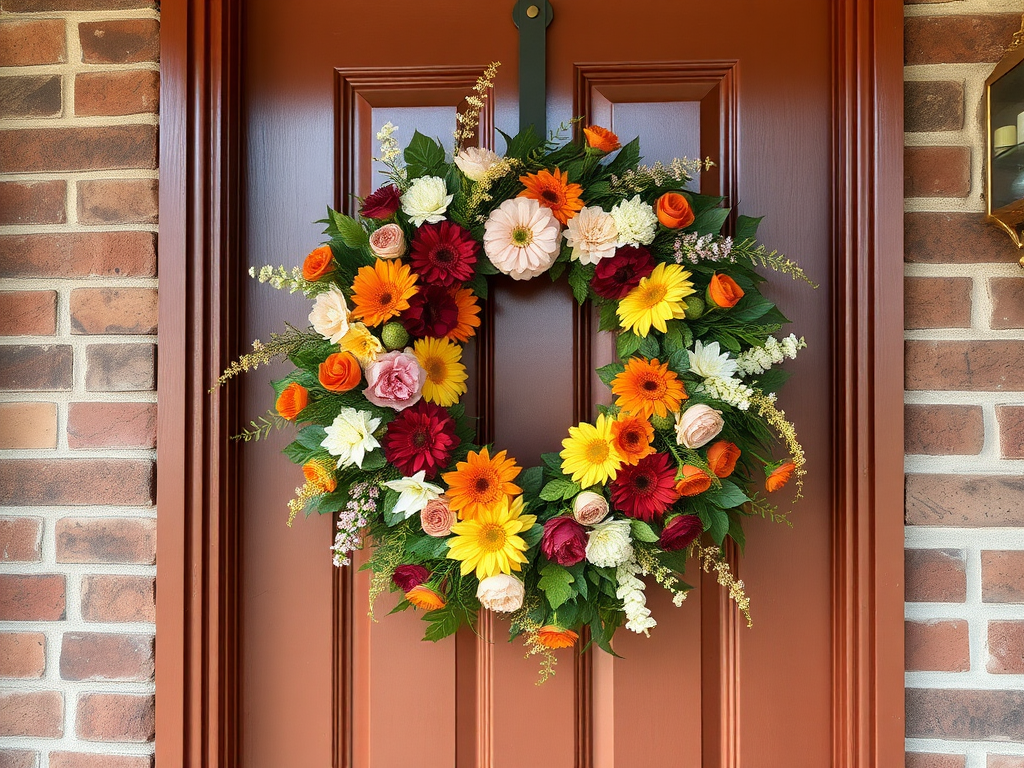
[609,452,680,522]
[659,514,703,552]
[382,400,460,479]
[541,517,587,567]
[392,564,430,592]
[590,245,655,300]
[401,283,460,339]
[360,185,402,219]
[409,221,478,286]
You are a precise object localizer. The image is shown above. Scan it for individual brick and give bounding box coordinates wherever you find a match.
[904,146,970,198]
[0,750,38,768]
[75,693,154,742]
[0,691,62,738]
[905,549,967,603]
[48,755,151,768]
[905,341,1024,391]
[906,475,1024,527]
[0,402,57,449]
[990,278,1024,330]
[0,460,154,507]
[77,179,158,225]
[982,551,1024,603]
[0,126,157,174]
[75,70,158,117]
[85,344,155,391]
[905,212,1020,264]
[79,19,159,64]
[906,689,1024,740]
[0,19,65,66]
[904,276,971,329]
[0,182,65,227]
[988,756,1024,768]
[0,516,42,562]
[906,755,965,768]
[904,81,964,132]
[81,575,155,623]
[906,620,969,672]
[906,14,1023,65]
[60,633,154,681]
[71,288,157,334]
[56,518,156,564]
[987,621,1024,674]
[0,632,45,678]
[68,402,156,449]
[0,75,61,119]
[0,346,71,391]
[997,406,1024,459]
[0,232,156,279]
[0,292,56,336]
[905,404,983,455]
[0,574,65,621]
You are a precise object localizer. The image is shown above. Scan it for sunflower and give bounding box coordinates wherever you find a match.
[611,357,687,419]
[351,258,419,327]
[447,287,481,343]
[560,413,623,489]
[518,168,584,224]
[611,413,656,466]
[447,495,537,579]
[412,336,468,407]
[443,447,522,520]
[616,262,695,337]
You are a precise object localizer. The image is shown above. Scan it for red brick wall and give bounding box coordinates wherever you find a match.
[904,1,1024,765]
[0,2,157,766]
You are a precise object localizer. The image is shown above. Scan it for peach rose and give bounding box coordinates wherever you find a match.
[675,464,712,496]
[476,574,525,613]
[318,351,362,393]
[369,223,407,259]
[674,404,724,449]
[572,491,609,525]
[302,244,335,281]
[583,125,621,153]
[275,381,308,421]
[420,496,455,537]
[707,273,745,308]
[655,192,695,229]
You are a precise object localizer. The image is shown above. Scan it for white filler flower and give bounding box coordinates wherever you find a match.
[383,470,443,519]
[321,407,381,469]
[610,194,659,247]
[585,518,634,568]
[401,176,453,226]
[308,285,350,344]
[563,205,618,265]
[617,556,657,636]
[688,340,739,380]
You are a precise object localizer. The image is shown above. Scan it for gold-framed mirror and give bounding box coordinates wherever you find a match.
[986,16,1024,265]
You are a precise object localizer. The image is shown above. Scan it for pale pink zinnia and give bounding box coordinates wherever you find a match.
[563,205,618,265]
[482,197,561,280]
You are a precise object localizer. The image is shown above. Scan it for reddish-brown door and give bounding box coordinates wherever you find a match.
[237,2,832,765]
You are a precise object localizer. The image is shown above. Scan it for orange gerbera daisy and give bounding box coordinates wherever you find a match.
[302,459,337,493]
[611,413,656,465]
[442,447,523,520]
[405,584,446,611]
[446,286,481,343]
[611,357,687,419]
[350,258,418,327]
[536,625,579,649]
[518,168,584,224]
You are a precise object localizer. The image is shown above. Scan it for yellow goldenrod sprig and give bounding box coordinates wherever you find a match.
[635,546,689,606]
[286,480,324,527]
[509,597,558,685]
[750,391,806,502]
[455,61,501,152]
[366,526,409,621]
[211,327,318,390]
[466,157,523,222]
[694,543,752,628]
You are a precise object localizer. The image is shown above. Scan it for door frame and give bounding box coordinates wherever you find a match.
[155,1,906,765]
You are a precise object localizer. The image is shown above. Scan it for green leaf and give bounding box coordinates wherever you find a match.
[540,478,580,502]
[596,362,625,387]
[597,301,619,332]
[404,130,446,175]
[735,214,764,241]
[405,534,451,560]
[705,479,750,509]
[728,293,775,323]
[282,440,315,465]
[382,488,405,526]
[616,331,643,359]
[328,208,369,249]
[538,562,575,610]
[465,272,488,299]
[605,137,640,178]
[752,368,792,394]
[296,425,327,452]
[541,452,564,474]
[502,125,543,160]
[630,519,659,543]
[475,257,500,275]
[568,262,594,305]
[706,509,730,545]
[360,450,387,472]
[422,606,464,642]
[548,261,566,281]
[690,206,730,236]
[727,511,747,554]
[637,334,660,359]
[521,522,543,550]
[520,465,544,500]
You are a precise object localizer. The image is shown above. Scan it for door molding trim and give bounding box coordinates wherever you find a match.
[156,1,905,764]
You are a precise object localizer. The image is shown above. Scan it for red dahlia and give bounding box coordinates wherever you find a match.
[409,221,478,286]
[590,245,655,300]
[360,185,402,219]
[401,283,460,339]
[609,452,680,522]
[382,400,460,479]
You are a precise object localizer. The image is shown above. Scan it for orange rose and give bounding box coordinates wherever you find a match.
[275,381,308,421]
[318,351,361,393]
[766,461,796,492]
[706,441,740,478]
[583,125,620,153]
[302,460,337,493]
[655,192,695,229]
[302,244,335,281]
[707,273,745,308]
[406,584,446,611]
[675,464,712,496]
[536,625,579,649]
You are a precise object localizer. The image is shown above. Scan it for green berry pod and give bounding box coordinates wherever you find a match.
[381,321,410,351]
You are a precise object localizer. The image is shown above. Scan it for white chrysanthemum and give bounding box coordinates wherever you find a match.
[688,340,738,380]
[322,407,381,469]
[610,194,658,247]
[383,470,443,519]
[585,518,633,568]
[735,334,807,377]
[482,197,561,280]
[563,205,618,265]
[616,556,657,636]
[401,176,453,226]
[454,147,502,182]
[308,285,350,344]
[697,377,755,411]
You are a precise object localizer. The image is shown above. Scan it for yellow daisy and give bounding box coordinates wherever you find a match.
[413,336,468,407]
[616,262,695,337]
[560,413,623,488]
[340,322,383,367]
[447,495,537,579]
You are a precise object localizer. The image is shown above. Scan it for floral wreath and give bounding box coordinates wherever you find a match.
[219,64,815,680]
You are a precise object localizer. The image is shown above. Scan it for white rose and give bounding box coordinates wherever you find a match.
[454,147,502,182]
[674,404,725,449]
[401,176,453,226]
[476,574,525,613]
[308,285,350,344]
[321,407,381,469]
[585,519,633,568]
[369,223,406,259]
[563,205,618,265]
[610,194,659,247]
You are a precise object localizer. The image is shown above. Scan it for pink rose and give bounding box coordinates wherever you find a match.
[420,495,455,537]
[674,403,724,449]
[572,491,609,525]
[363,350,425,411]
[369,223,407,259]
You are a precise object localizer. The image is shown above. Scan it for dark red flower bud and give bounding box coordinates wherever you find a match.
[360,185,402,220]
[659,514,703,552]
[392,564,430,592]
[541,517,587,567]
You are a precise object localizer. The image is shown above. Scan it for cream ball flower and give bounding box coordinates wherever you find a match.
[321,407,381,469]
[476,573,526,613]
[401,176,453,226]
[383,470,443,519]
[573,490,610,526]
[585,518,633,568]
[563,205,618,265]
[369,223,407,259]
[674,403,725,449]
[308,285,350,344]
[610,195,659,247]
[482,197,561,280]
[454,147,502,182]
[688,340,739,380]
